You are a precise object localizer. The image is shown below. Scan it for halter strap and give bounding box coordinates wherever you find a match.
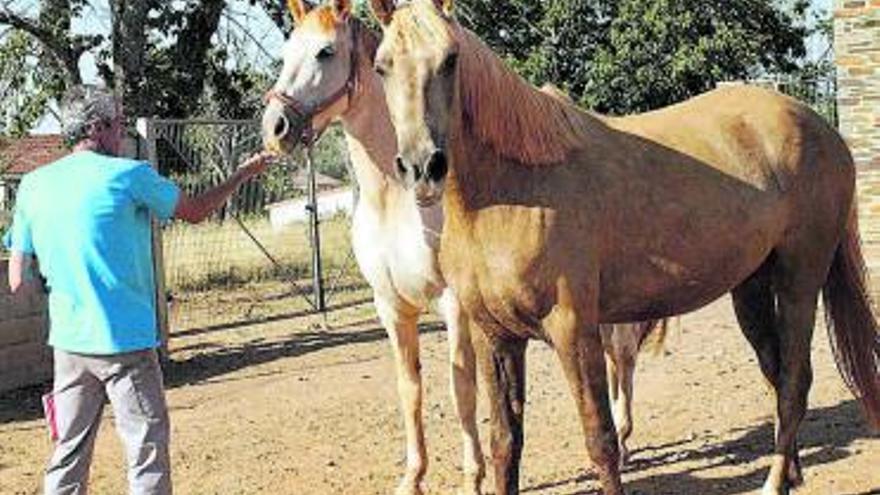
[264,19,361,141]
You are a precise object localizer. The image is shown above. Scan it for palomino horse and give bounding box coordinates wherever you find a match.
[261,1,669,493]
[367,1,880,494]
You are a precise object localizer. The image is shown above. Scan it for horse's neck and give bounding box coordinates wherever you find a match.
[339,70,400,206]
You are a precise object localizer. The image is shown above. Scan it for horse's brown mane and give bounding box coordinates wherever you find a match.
[454,25,599,166]
[358,18,381,64]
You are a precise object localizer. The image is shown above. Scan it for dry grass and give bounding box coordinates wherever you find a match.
[162,214,358,292]
[162,214,370,331]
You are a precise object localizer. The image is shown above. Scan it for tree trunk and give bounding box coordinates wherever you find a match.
[110,0,150,115]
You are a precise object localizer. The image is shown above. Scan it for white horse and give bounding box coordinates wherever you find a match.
[260,2,665,493]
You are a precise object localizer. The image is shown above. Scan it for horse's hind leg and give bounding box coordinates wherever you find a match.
[439,290,485,495]
[471,324,527,495]
[603,325,635,467]
[731,257,782,396]
[762,251,827,495]
[732,256,805,492]
[375,296,427,495]
[614,343,636,467]
[604,348,624,460]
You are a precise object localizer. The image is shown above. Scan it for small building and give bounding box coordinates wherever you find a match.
[266,187,355,231]
[0,134,68,211]
[265,169,352,230]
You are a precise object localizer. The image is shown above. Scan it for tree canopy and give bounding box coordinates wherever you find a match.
[0,0,276,135]
[459,0,817,115]
[0,0,827,136]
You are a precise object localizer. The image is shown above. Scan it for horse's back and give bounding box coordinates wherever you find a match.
[606,85,848,184]
[582,86,854,321]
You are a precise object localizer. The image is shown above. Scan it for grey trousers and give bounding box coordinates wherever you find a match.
[44,348,172,495]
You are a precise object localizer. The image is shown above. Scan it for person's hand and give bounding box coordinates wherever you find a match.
[237,151,279,179]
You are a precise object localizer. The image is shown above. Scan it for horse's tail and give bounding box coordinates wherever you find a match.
[638,318,671,357]
[822,208,880,430]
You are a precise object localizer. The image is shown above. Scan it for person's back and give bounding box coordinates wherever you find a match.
[19,151,178,354]
[5,84,275,495]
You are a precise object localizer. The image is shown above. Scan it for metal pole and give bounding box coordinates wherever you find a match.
[306,148,326,312]
[136,118,171,360]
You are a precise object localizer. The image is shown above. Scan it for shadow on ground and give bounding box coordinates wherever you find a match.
[522,399,877,495]
[0,320,444,424]
[163,320,444,388]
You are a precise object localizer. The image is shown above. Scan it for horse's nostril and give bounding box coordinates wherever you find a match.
[274,116,289,138]
[426,151,448,181]
[395,156,408,179]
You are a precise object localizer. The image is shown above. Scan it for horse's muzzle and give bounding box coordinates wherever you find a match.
[261,100,309,154]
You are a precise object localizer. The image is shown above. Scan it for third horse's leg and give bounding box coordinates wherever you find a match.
[440,290,485,494]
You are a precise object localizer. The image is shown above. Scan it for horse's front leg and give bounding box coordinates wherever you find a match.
[546,298,623,495]
[439,289,485,495]
[375,296,427,495]
[471,321,527,495]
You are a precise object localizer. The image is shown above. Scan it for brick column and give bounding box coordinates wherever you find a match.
[834,1,880,282]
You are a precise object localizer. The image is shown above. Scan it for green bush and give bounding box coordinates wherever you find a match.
[0,209,10,257]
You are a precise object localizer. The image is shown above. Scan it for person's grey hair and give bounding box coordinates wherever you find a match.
[60,85,120,147]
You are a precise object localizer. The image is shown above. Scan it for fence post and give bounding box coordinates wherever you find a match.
[137,118,171,359]
[306,150,326,312]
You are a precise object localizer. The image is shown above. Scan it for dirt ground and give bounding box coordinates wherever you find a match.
[1,296,878,495]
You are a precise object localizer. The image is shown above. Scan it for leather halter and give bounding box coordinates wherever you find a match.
[264,19,361,144]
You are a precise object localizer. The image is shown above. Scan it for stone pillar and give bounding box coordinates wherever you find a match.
[834,1,880,281]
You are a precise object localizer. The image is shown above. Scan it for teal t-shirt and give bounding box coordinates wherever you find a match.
[3,150,180,354]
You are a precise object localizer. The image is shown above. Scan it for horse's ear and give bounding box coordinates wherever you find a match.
[330,0,352,20]
[368,0,396,26]
[435,0,454,17]
[287,0,313,26]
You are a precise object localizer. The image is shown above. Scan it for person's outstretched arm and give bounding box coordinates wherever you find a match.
[174,152,277,224]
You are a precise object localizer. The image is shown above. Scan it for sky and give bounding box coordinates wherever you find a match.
[30,0,284,133]
[30,0,834,134]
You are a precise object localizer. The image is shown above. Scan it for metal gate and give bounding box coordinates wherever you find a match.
[137,118,369,334]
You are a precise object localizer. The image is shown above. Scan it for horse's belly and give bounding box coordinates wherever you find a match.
[599,238,773,321]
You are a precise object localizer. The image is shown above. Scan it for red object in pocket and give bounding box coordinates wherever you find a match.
[42,392,58,442]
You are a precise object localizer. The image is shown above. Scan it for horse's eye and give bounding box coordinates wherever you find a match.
[374,63,388,78]
[439,52,458,76]
[317,46,335,61]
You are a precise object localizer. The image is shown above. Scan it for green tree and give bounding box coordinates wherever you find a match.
[0,0,99,135]
[0,0,275,134]
[0,31,57,135]
[457,0,811,115]
[583,0,809,113]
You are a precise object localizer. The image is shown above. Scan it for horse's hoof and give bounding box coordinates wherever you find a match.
[395,484,423,495]
[760,482,790,495]
[786,458,804,487]
[395,478,424,495]
[457,472,484,495]
[618,445,630,469]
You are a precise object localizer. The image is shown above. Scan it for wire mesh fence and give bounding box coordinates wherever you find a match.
[140,119,370,332]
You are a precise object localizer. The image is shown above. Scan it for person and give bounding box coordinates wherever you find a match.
[3,84,276,495]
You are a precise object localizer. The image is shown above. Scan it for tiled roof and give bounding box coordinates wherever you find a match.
[0,135,67,176]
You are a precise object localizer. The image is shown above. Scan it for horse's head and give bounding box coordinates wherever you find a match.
[262,0,362,154]
[370,0,457,207]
